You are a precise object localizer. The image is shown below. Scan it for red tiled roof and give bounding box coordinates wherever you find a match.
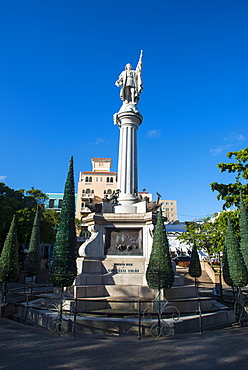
[82,171,117,174]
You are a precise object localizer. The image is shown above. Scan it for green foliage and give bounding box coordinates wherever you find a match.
[177,211,239,255]
[40,209,60,244]
[51,157,77,288]
[210,148,248,209]
[26,187,48,204]
[189,243,202,278]
[0,215,19,282]
[146,208,174,290]
[222,243,233,287]
[224,217,248,288]
[25,206,41,277]
[239,194,248,270]
[0,183,54,249]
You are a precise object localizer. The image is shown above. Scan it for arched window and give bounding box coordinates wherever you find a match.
[85,177,89,182]
[110,177,113,183]
[104,190,106,194]
[107,189,112,194]
[89,177,92,182]
[92,190,94,194]
[82,189,85,193]
[106,177,109,183]
[86,188,91,194]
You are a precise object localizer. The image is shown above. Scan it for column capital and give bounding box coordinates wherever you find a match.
[114,110,143,128]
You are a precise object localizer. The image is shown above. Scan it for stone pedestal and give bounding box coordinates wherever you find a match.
[77,211,156,287]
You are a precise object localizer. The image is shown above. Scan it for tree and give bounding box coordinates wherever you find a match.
[146,207,174,290]
[224,217,248,288]
[25,206,41,277]
[222,243,233,287]
[0,183,52,250]
[0,214,19,283]
[210,148,248,209]
[50,157,77,289]
[189,242,202,288]
[0,214,19,314]
[239,194,248,270]
[177,211,239,256]
[40,209,60,245]
[26,187,48,204]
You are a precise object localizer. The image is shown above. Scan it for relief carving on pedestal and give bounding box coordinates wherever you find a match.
[105,228,143,255]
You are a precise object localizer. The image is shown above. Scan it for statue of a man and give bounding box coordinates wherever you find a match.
[115,51,143,104]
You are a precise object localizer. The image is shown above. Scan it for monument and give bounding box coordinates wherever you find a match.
[74,52,167,305]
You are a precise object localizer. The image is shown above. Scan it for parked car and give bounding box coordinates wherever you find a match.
[172,256,191,267]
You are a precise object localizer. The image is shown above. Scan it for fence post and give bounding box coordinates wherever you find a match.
[138,299,142,340]
[73,298,77,338]
[198,297,202,334]
[24,291,29,327]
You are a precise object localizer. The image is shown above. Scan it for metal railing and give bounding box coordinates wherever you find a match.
[2,284,235,340]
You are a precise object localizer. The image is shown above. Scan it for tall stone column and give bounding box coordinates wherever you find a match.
[114,109,142,213]
[114,51,144,213]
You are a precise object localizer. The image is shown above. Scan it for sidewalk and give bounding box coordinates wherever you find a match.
[1,318,248,369]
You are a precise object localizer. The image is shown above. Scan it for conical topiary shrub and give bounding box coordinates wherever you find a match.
[189,242,202,288]
[222,242,233,287]
[50,157,77,289]
[25,205,41,277]
[225,217,248,288]
[0,214,19,315]
[239,194,248,270]
[146,207,174,290]
[0,214,19,283]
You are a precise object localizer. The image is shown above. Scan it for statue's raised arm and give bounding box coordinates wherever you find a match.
[115,51,143,105]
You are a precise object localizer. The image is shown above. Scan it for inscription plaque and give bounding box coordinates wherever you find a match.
[105,228,143,255]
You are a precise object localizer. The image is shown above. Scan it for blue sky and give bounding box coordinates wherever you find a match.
[1,0,248,221]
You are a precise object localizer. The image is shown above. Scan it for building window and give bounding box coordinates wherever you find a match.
[92,190,94,194]
[166,202,169,205]
[100,177,102,182]
[106,177,109,183]
[82,189,85,193]
[89,177,92,182]
[107,189,112,194]
[86,188,91,194]
[85,177,88,182]
[58,199,63,208]
[110,177,113,183]
[49,199,55,208]
[171,208,174,211]
[166,208,169,211]
[170,202,173,205]
[104,190,106,194]
[96,177,98,182]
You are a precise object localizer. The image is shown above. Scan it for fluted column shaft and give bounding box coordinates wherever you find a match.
[116,111,142,212]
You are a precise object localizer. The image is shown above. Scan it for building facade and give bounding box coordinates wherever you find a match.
[76,158,118,219]
[161,199,178,223]
[45,193,64,211]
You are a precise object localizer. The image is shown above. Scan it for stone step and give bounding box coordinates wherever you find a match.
[74,310,234,335]
[73,295,213,312]
[74,284,197,300]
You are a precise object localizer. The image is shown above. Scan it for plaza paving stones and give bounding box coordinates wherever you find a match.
[1,318,248,369]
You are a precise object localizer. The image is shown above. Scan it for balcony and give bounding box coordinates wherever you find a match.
[81,194,94,200]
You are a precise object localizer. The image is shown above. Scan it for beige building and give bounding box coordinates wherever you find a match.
[76,158,118,220]
[161,199,178,223]
[76,158,178,223]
